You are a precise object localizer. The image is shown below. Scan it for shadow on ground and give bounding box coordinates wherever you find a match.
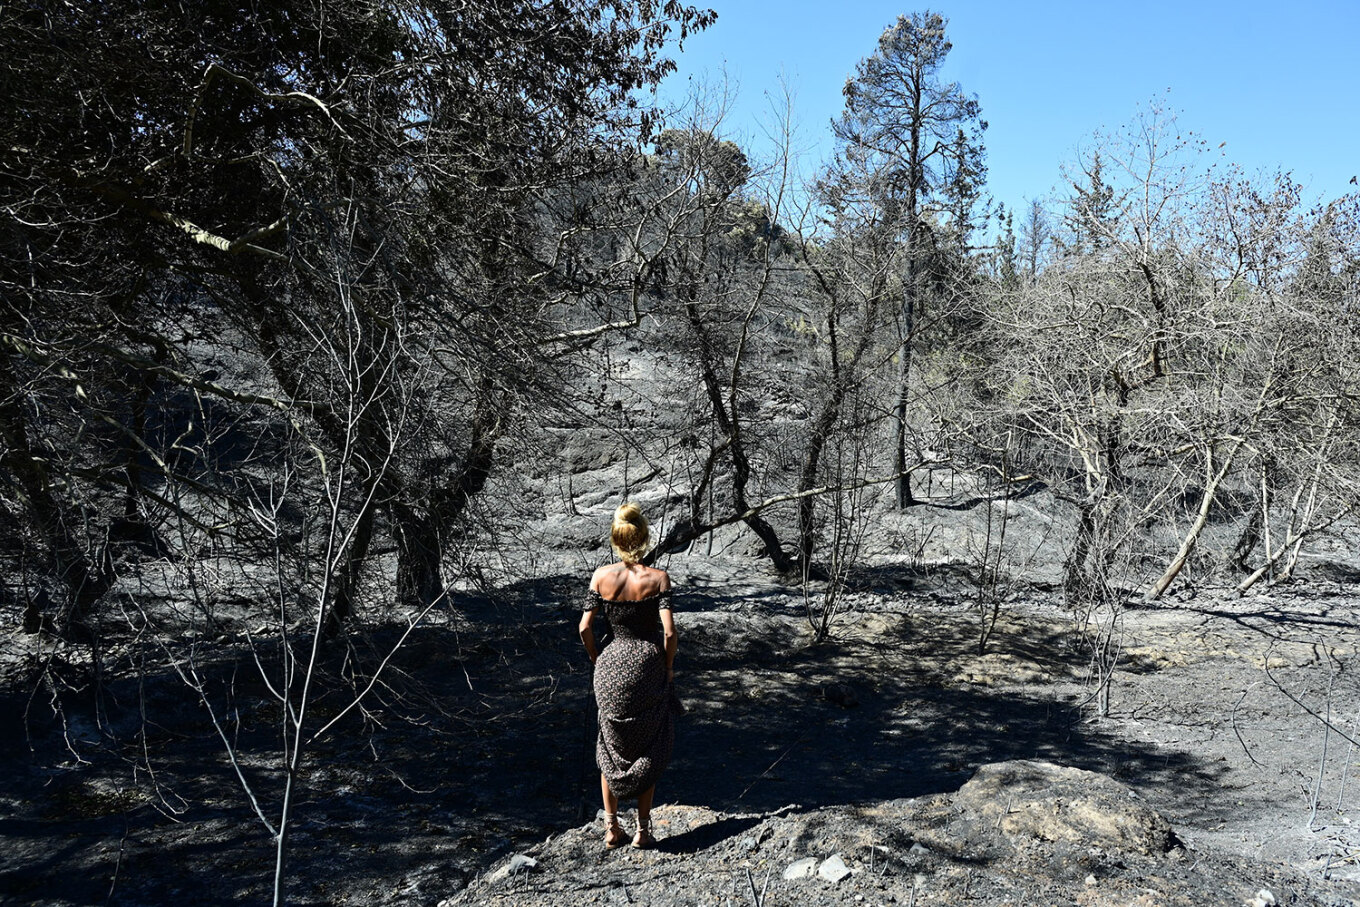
[0,572,1227,905]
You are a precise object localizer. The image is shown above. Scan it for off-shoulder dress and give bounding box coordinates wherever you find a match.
[584,588,679,799]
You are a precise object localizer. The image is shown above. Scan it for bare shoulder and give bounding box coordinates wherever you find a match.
[590,563,617,592]
[651,567,672,593]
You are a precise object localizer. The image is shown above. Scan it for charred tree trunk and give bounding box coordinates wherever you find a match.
[1229,502,1262,572]
[322,497,375,638]
[893,255,918,509]
[797,405,836,569]
[122,366,153,519]
[1063,499,1098,606]
[796,300,876,569]
[681,286,793,572]
[388,400,501,611]
[392,505,443,610]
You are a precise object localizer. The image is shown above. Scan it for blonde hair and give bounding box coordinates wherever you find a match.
[610,502,650,565]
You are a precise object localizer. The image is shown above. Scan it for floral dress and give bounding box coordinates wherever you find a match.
[585,588,680,798]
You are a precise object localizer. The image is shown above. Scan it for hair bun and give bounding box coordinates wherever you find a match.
[610,502,650,564]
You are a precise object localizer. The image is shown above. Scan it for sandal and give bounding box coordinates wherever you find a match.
[631,816,655,850]
[603,812,626,850]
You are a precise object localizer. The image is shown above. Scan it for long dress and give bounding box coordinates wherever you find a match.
[586,588,679,799]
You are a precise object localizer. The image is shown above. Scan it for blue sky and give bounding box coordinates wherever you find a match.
[656,0,1359,225]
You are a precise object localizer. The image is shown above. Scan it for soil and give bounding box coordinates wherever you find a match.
[3,549,1359,906]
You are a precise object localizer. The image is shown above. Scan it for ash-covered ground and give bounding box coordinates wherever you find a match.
[3,531,1359,905]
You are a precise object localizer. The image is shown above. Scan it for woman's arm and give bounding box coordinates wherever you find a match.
[579,566,609,664]
[660,607,678,680]
[579,608,599,665]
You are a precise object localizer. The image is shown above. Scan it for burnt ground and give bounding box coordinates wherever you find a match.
[2,556,1358,906]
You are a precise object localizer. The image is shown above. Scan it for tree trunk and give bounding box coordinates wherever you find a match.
[1237,523,1324,594]
[1229,502,1262,572]
[797,337,876,569]
[682,292,793,572]
[122,366,153,520]
[892,366,916,508]
[387,407,500,612]
[1063,500,1097,607]
[893,240,918,509]
[321,499,375,638]
[1279,452,1327,582]
[797,406,835,567]
[393,506,443,610]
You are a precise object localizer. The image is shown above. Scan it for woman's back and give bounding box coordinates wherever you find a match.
[592,562,670,603]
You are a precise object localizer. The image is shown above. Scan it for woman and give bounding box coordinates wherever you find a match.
[579,502,679,849]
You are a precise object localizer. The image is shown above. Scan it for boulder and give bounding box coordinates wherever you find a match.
[954,760,1176,855]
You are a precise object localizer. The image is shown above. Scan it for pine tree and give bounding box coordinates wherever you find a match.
[1019,199,1051,280]
[1064,151,1119,254]
[831,10,987,507]
[997,207,1019,290]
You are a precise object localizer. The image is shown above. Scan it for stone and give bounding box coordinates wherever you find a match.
[954,760,1177,855]
[783,857,817,880]
[1251,890,1277,907]
[507,855,538,875]
[818,854,852,883]
[486,853,539,884]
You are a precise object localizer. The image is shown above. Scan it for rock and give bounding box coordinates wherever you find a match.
[783,857,818,880]
[486,853,539,884]
[818,854,852,883]
[954,760,1176,855]
[1251,890,1277,907]
[506,854,539,877]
